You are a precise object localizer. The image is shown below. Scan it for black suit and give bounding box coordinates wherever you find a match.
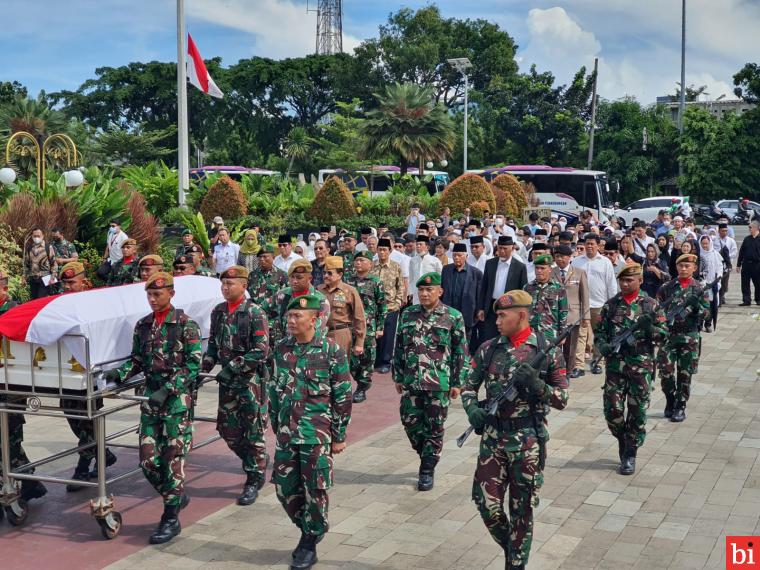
[477,256,528,347]
[441,263,482,329]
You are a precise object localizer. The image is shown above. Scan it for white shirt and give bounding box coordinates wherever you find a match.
[355,242,368,253]
[493,258,512,299]
[409,253,443,303]
[213,241,241,274]
[631,234,655,257]
[467,252,491,274]
[571,253,618,308]
[714,235,738,263]
[107,230,128,264]
[273,252,303,273]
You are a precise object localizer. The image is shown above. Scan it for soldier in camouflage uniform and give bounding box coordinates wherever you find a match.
[107,239,140,286]
[338,231,357,280]
[523,253,568,341]
[346,251,387,403]
[0,273,48,507]
[656,253,711,422]
[270,294,352,570]
[393,272,467,491]
[103,272,201,544]
[138,255,165,282]
[594,263,667,475]
[201,265,270,506]
[186,244,216,277]
[462,290,568,570]
[173,254,196,276]
[260,258,330,349]
[247,245,288,306]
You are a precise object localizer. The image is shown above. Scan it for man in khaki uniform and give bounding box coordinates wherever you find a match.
[318,256,366,357]
[552,244,590,378]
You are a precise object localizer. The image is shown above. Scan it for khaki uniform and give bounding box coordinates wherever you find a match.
[317,281,366,354]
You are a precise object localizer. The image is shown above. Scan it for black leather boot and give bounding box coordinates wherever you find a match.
[149,504,181,544]
[291,533,318,569]
[671,403,686,422]
[352,389,367,403]
[237,473,260,506]
[417,457,436,491]
[66,456,92,492]
[664,394,675,418]
[20,479,48,501]
[619,444,636,476]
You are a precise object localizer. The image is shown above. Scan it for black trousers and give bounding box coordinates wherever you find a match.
[28,276,49,299]
[741,263,760,304]
[376,310,399,367]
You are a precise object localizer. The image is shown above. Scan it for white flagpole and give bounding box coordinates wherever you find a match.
[176,0,189,207]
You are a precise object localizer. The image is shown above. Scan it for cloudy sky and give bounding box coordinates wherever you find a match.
[2,0,756,104]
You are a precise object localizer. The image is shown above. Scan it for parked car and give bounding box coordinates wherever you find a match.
[613,196,688,226]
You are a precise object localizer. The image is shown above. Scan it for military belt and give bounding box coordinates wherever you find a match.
[492,414,544,432]
[328,323,351,331]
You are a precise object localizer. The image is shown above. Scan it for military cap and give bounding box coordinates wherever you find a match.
[533,253,553,266]
[452,243,468,253]
[121,238,137,248]
[497,235,514,246]
[469,235,484,245]
[145,271,174,290]
[59,261,85,280]
[354,251,374,262]
[186,244,202,254]
[617,263,643,278]
[320,226,331,233]
[287,293,321,312]
[554,244,573,256]
[325,256,345,271]
[220,265,249,280]
[173,255,190,267]
[416,234,430,243]
[493,290,533,311]
[676,253,698,265]
[278,234,292,244]
[139,254,164,267]
[181,229,192,236]
[416,272,441,287]
[377,238,392,249]
[288,258,313,276]
[257,244,275,256]
[343,231,357,240]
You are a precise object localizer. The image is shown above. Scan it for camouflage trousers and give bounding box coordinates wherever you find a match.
[657,333,699,405]
[61,397,102,461]
[603,358,654,449]
[139,405,192,507]
[272,442,333,538]
[472,433,543,568]
[350,331,377,390]
[399,389,450,464]
[216,380,268,481]
[0,396,30,476]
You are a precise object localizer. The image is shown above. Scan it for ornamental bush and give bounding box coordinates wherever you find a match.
[438,173,496,217]
[199,175,248,222]
[492,173,527,215]
[307,176,357,223]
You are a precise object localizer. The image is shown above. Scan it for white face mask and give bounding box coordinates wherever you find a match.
[32,237,43,244]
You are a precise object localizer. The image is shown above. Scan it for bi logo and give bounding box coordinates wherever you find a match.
[728,537,759,568]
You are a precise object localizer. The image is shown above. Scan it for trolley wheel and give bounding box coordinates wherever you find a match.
[98,511,122,540]
[5,500,29,526]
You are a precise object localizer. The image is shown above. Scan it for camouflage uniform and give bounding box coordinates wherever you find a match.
[346,274,387,391]
[107,257,140,286]
[260,285,330,348]
[656,278,710,406]
[269,334,352,538]
[247,266,288,307]
[0,298,29,477]
[52,238,77,261]
[523,280,568,341]
[203,299,270,484]
[114,306,202,506]
[462,331,568,568]
[393,302,467,465]
[594,291,667,449]
[338,250,356,280]
[196,265,215,277]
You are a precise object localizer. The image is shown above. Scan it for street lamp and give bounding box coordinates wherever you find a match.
[447,57,473,172]
[0,167,16,185]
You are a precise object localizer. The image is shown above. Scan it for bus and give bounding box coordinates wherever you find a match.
[469,165,615,222]
[318,166,450,196]
[189,166,278,183]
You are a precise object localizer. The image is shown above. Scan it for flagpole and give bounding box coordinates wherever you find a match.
[176,0,189,207]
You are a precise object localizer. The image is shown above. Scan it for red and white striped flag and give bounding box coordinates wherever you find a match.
[187,33,223,98]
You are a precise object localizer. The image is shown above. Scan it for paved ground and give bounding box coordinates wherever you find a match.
[3,226,759,569]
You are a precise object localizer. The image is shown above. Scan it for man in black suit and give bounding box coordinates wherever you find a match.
[476,236,528,348]
[441,243,483,351]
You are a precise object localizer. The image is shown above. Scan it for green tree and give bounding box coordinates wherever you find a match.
[283,126,311,178]
[90,124,176,166]
[733,63,760,103]
[361,83,455,174]
[0,81,28,108]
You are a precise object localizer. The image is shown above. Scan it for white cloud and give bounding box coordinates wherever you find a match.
[525,7,600,61]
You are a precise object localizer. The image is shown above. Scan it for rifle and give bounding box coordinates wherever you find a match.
[456,320,579,448]
[664,276,720,322]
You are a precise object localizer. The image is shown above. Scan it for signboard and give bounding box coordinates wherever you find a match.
[522,207,552,220]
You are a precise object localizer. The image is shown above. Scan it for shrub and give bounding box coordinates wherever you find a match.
[438,173,496,217]
[469,200,491,218]
[490,186,518,219]
[199,176,248,222]
[307,176,357,223]
[492,174,526,216]
[74,240,107,288]
[121,162,181,219]
[125,192,160,254]
[522,181,540,207]
[0,223,28,301]
[0,193,79,247]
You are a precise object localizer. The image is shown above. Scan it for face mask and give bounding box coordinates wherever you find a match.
[468,231,477,238]
[32,237,42,244]
[109,227,117,235]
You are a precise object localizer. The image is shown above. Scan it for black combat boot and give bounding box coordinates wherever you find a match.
[619,444,636,476]
[671,402,686,423]
[149,504,181,544]
[664,394,675,418]
[291,533,318,569]
[89,448,118,477]
[66,456,92,492]
[237,472,260,506]
[352,388,367,403]
[20,479,48,501]
[417,457,436,491]
[616,436,625,463]
[180,494,190,510]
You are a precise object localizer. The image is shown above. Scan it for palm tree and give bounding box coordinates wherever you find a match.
[361,82,455,174]
[283,126,311,178]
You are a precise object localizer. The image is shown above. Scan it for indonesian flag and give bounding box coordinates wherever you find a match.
[187,33,224,98]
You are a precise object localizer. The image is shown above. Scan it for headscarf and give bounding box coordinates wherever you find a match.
[239,229,260,255]
[699,235,723,287]
[296,240,315,261]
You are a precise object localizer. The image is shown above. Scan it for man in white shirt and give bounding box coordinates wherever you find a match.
[572,234,618,374]
[273,233,303,273]
[466,235,491,273]
[408,235,442,303]
[631,221,655,258]
[354,228,372,253]
[715,222,738,305]
[104,219,128,265]
[211,228,240,275]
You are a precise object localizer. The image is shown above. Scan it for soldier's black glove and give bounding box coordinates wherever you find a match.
[201,358,214,374]
[148,387,170,411]
[216,366,234,385]
[514,363,545,397]
[686,294,702,308]
[598,342,614,357]
[635,314,654,336]
[466,407,489,430]
[102,369,121,384]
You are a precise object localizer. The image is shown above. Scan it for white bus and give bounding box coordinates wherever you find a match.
[469,165,615,222]
[189,166,278,183]
[318,166,450,196]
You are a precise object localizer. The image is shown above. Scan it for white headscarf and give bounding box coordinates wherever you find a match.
[295,240,315,261]
[699,235,723,297]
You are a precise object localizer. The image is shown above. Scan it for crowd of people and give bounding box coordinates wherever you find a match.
[2,203,760,570]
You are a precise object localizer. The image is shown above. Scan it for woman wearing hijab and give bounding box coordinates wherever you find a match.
[236,229,260,272]
[295,240,315,261]
[699,234,724,332]
[656,235,670,267]
[642,243,669,298]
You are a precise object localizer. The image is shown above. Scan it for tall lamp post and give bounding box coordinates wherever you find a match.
[677,0,686,188]
[447,57,473,172]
